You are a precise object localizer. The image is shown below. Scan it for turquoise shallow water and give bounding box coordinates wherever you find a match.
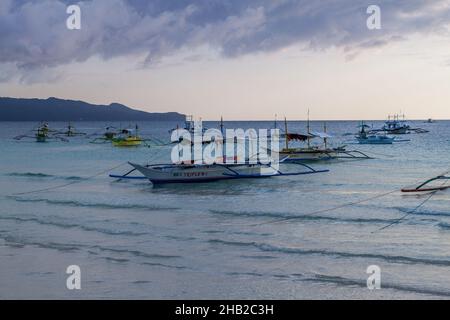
[1,120,450,299]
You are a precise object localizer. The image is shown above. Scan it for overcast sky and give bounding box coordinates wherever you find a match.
[1,0,450,120]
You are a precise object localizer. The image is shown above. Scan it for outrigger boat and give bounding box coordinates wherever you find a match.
[57,123,86,137]
[110,159,329,184]
[402,174,450,193]
[112,126,143,147]
[382,114,410,134]
[370,114,429,134]
[169,115,208,134]
[35,123,49,142]
[14,122,68,143]
[89,126,119,143]
[355,122,395,145]
[280,117,371,162]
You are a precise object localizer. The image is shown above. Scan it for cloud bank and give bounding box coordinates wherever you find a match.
[1,0,450,81]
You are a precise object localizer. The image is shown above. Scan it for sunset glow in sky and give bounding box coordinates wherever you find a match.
[1,0,450,120]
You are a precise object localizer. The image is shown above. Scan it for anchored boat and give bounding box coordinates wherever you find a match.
[110,160,329,184]
[89,126,119,144]
[355,122,395,144]
[14,122,68,143]
[169,115,208,134]
[371,114,429,134]
[382,114,410,134]
[280,117,371,161]
[402,173,450,193]
[111,126,143,147]
[57,123,86,137]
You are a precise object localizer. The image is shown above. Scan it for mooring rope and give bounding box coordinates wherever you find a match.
[247,188,400,227]
[373,172,450,232]
[355,149,395,158]
[250,167,450,229]
[11,162,129,196]
[373,190,438,233]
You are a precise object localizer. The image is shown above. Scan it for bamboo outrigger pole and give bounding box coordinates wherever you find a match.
[284,117,289,150]
[307,109,311,148]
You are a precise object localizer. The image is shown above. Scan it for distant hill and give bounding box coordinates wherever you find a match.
[0,97,185,121]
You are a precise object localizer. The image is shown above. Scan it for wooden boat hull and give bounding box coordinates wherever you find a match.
[129,162,266,184]
[356,136,394,144]
[112,137,142,147]
[35,135,47,143]
[384,128,409,134]
[280,149,338,161]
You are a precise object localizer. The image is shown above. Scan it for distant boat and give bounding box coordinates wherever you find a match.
[169,115,207,134]
[356,134,395,145]
[57,123,86,137]
[371,114,429,134]
[280,117,371,161]
[424,118,436,124]
[35,123,49,142]
[112,126,143,147]
[355,121,395,144]
[14,122,68,143]
[381,114,410,134]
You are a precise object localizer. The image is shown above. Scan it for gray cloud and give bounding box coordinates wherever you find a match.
[1,0,450,82]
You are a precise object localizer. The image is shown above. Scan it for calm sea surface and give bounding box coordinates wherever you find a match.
[1,120,450,299]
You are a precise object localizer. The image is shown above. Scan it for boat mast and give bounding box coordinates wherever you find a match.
[220,116,224,135]
[307,109,311,148]
[284,117,289,150]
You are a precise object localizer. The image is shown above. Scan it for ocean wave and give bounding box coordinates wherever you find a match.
[0,216,147,236]
[209,209,393,224]
[0,235,81,252]
[0,234,180,262]
[208,239,450,267]
[303,274,450,298]
[6,172,85,181]
[226,271,264,277]
[91,246,181,259]
[438,222,450,230]
[10,196,179,211]
[103,257,130,263]
[396,207,450,218]
[141,261,187,270]
[239,254,278,260]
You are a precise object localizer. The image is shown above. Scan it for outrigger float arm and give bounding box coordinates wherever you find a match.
[220,161,329,178]
[401,175,450,193]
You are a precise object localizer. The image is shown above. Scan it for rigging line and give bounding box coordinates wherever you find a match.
[249,167,450,229]
[355,150,395,158]
[375,175,450,232]
[248,188,400,227]
[339,145,396,158]
[402,169,450,191]
[11,162,129,196]
[373,190,438,233]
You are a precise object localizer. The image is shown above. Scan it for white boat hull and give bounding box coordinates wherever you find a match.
[129,162,270,184]
[356,136,394,144]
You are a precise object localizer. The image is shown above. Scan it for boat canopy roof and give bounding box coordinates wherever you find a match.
[286,133,313,141]
[310,131,333,139]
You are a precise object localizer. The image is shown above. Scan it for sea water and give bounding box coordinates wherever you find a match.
[1,120,450,299]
